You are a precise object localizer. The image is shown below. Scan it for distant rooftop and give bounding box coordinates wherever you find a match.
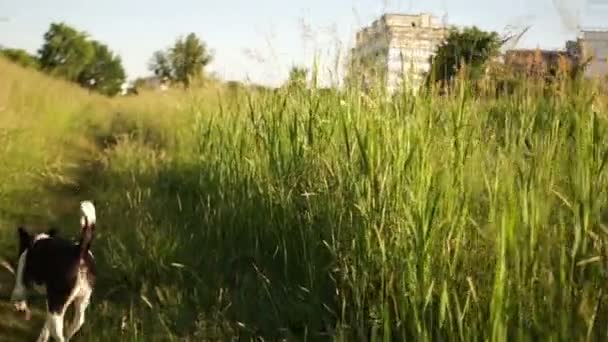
[580,26,608,32]
[363,12,446,29]
[506,49,568,55]
[380,12,438,18]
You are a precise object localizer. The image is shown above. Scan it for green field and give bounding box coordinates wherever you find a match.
[1,56,608,341]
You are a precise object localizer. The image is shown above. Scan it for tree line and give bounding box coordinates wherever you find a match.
[1,23,125,96]
[2,21,504,97]
[1,22,213,96]
[3,22,584,97]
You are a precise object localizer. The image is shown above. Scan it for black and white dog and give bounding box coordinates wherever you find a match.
[11,201,97,342]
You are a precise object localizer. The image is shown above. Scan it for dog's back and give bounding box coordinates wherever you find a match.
[24,237,96,294]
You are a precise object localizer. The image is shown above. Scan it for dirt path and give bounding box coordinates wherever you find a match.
[0,266,44,341]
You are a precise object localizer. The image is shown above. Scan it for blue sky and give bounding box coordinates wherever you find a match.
[0,0,606,86]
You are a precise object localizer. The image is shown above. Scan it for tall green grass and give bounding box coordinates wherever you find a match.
[2,56,608,341]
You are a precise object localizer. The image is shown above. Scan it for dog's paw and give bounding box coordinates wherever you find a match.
[14,300,27,311]
[13,300,32,320]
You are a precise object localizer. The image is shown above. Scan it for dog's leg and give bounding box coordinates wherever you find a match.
[48,312,65,342]
[66,291,91,340]
[47,289,70,342]
[36,313,51,342]
[10,251,28,303]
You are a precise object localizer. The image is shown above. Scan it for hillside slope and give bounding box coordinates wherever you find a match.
[0,57,236,341]
[0,57,109,340]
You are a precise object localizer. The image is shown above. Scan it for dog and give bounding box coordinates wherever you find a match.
[10,201,97,342]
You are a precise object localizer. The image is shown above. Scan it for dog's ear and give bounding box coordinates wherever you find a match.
[17,226,31,241]
[17,226,33,255]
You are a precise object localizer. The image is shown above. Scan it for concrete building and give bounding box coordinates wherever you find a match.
[349,13,449,93]
[133,76,170,91]
[503,49,577,76]
[503,28,608,81]
[578,29,608,80]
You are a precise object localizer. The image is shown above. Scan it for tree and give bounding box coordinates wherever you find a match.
[38,22,94,81]
[286,66,308,88]
[169,33,212,88]
[429,26,501,84]
[0,48,39,69]
[147,33,213,88]
[148,50,173,81]
[35,22,126,96]
[78,41,126,96]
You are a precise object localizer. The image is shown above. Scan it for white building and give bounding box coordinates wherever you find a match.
[349,13,449,93]
[579,29,608,80]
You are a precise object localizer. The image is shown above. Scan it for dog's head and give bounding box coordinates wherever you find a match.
[17,226,57,256]
[13,226,56,321]
[17,227,31,257]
